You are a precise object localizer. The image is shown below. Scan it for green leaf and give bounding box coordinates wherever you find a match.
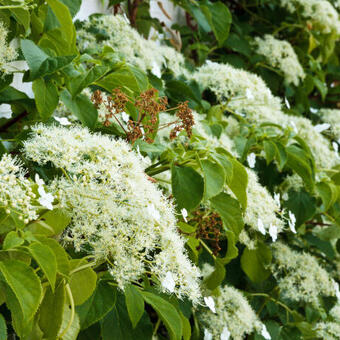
[77,281,117,330]
[95,65,149,94]
[201,2,232,46]
[101,293,153,340]
[58,304,80,340]
[69,260,97,306]
[59,0,82,17]
[43,0,78,55]
[0,260,42,320]
[316,181,339,212]
[21,39,75,81]
[228,158,248,210]
[263,140,277,165]
[2,231,24,250]
[36,237,70,275]
[39,283,66,340]
[241,243,272,283]
[141,291,182,340]
[171,165,204,210]
[0,314,7,340]
[28,242,57,291]
[286,145,314,191]
[210,192,244,237]
[285,190,317,228]
[274,142,288,171]
[201,159,225,199]
[29,208,71,236]
[124,284,144,328]
[68,65,109,97]
[204,258,226,290]
[61,90,98,128]
[32,78,59,119]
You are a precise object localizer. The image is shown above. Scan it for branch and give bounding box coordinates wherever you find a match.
[0,111,29,133]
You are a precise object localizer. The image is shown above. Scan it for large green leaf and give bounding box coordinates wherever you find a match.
[32,78,59,119]
[228,157,248,210]
[28,242,57,291]
[124,284,144,328]
[0,260,42,320]
[141,291,182,340]
[201,159,226,199]
[95,65,149,94]
[201,2,232,46]
[101,294,153,340]
[210,192,244,237]
[42,0,78,55]
[316,181,339,212]
[77,281,117,330]
[171,165,204,210]
[21,39,75,81]
[36,237,70,276]
[59,0,82,17]
[0,314,7,340]
[39,283,66,340]
[29,208,71,236]
[69,259,97,306]
[61,90,98,128]
[241,243,272,283]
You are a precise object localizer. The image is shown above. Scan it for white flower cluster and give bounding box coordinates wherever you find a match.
[271,243,336,306]
[77,14,186,77]
[319,108,340,140]
[0,22,17,73]
[245,169,284,237]
[254,35,305,86]
[280,0,340,34]
[23,124,201,302]
[0,154,37,223]
[315,321,340,340]
[199,285,263,340]
[193,61,338,169]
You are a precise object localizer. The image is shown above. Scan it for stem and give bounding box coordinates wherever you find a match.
[69,262,96,275]
[59,284,75,339]
[199,239,216,260]
[153,318,161,336]
[0,111,29,132]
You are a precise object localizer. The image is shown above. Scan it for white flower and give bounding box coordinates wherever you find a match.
[221,326,231,340]
[161,271,176,293]
[254,35,305,86]
[247,153,256,168]
[204,296,216,313]
[54,116,71,126]
[38,186,54,210]
[151,61,162,78]
[0,104,12,119]
[257,218,266,235]
[282,192,289,201]
[288,211,296,233]
[333,141,339,153]
[181,208,188,222]
[284,97,290,109]
[314,123,330,133]
[261,325,271,340]
[204,329,213,340]
[333,281,340,300]
[269,224,278,242]
[290,120,298,133]
[274,193,280,208]
[121,111,130,123]
[245,88,254,100]
[35,173,44,187]
[147,204,161,222]
[310,107,319,114]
